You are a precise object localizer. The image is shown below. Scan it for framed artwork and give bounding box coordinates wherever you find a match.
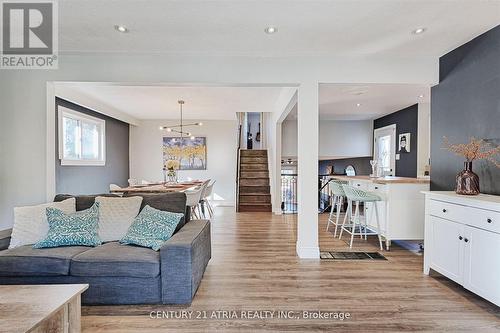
[163,136,207,170]
[398,133,411,153]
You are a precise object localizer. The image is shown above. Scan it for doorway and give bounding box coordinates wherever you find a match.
[373,124,396,176]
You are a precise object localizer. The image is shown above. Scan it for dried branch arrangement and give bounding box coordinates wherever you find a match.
[443,137,500,168]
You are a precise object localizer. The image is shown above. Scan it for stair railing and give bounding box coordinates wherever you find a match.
[235,123,242,212]
[318,175,334,213]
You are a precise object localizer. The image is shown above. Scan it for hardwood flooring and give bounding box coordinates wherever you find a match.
[82,208,500,332]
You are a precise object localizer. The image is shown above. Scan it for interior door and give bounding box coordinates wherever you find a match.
[373,124,396,176]
[463,225,500,305]
[430,216,464,284]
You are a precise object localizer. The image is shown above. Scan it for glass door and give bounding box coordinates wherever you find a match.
[373,124,396,176]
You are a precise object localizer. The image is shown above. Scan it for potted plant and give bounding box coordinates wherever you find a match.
[163,159,180,184]
[443,137,500,195]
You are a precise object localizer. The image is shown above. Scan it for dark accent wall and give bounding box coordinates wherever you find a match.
[319,157,372,176]
[431,25,500,195]
[374,104,418,177]
[55,98,129,195]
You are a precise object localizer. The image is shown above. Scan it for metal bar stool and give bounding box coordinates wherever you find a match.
[339,185,383,250]
[326,180,349,237]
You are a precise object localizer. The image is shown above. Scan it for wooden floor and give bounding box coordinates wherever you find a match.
[82,208,500,332]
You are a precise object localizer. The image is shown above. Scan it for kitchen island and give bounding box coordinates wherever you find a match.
[332,175,430,250]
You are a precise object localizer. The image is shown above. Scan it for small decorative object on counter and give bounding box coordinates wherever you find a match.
[443,137,500,195]
[163,160,180,184]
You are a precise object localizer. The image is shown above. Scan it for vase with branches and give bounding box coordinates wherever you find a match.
[443,137,500,195]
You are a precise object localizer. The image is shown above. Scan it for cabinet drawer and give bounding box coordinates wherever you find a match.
[429,199,500,234]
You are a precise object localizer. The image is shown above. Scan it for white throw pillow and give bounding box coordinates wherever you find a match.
[9,198,76,248]
[95,196,143,242]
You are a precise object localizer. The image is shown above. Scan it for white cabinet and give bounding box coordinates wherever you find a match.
[423,191,500,306]
[430,216,463,284]
[463,226,500,306]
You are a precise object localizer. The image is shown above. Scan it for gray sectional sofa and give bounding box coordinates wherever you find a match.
[0,192,211,305]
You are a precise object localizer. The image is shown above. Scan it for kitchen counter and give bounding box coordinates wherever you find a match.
[332,175,430,185]
[329,175,430,250]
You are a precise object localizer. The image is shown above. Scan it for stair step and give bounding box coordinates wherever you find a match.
[239,194,271,203]
[238,203,272,212]
[240,171,269,178]
[239,178,269,186]
[240,149,268,157]
[240,157,267,164]
[239,185,270,194]
[240,163,268,171]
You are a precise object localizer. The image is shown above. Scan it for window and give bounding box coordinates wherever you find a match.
[58,107,105,166]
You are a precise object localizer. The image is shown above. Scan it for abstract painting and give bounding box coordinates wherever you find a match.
[163,136,207,170]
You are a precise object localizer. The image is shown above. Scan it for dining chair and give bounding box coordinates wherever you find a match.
[197,180,211,218]
[185,186,204,220]
[109,184,124,197]
[128,178,138,186]
[141,179,152,185]
[201,180,216,218]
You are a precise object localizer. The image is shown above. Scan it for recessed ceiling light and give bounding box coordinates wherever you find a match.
[418,94,425,98]
[412,27,426,35]
[356,103,362,107]
[264,26,277,34]
[114,25,129,33]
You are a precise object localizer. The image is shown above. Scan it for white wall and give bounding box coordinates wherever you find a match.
[417,103,431,177]
[282,119,373,159]
[130,120,237,205]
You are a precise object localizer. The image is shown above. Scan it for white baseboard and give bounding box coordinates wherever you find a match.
[212,200,235,207]
[296,242,320,259]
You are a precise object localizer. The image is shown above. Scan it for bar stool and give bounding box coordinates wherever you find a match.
[326,180,349,237]
[339,185,383,250]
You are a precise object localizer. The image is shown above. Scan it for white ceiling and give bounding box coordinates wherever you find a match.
[59,0,499,57]
[318,84,430,120]
[57,85,287,120]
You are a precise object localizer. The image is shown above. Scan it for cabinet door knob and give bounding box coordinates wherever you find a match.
[442,209,447,213]
[487,218,492,223]
[464,238,469,243]
[375,186,379,189]
[458,236,463,240]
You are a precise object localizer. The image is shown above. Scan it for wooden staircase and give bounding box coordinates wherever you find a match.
[238,149,272,212]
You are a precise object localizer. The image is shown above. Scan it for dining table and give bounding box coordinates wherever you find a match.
[110,180,204,194]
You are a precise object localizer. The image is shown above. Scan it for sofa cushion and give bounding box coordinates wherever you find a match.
[0,245,91,276]
[120,205,184,251]
[124,192,188,233]
[9,198,76,249]
[54,194,118,211]
[70,242,160,278]
[34,203,102,249]
[95,196,143,242]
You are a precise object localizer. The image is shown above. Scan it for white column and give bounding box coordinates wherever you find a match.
[296,82,319,258]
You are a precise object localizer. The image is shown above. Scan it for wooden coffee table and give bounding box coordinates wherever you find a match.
[0,284,88,333]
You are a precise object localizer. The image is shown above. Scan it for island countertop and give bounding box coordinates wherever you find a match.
[331,175,430,185]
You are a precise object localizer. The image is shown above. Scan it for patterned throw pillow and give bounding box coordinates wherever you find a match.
[120,205,184,251]
[33,203,102,249]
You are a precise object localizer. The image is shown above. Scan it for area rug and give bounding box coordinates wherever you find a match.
[320,251,387,260]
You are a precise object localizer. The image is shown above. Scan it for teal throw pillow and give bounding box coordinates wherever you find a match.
[33,202,102,248]
[120,205,184,251]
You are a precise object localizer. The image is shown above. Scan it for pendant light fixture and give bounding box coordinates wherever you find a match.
[159,100,203,140]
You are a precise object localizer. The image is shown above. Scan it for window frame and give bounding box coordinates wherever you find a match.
[58,106,106,166]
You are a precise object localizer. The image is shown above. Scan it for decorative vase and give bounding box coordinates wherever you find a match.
[456,161,480,195]
[167,170,177,183]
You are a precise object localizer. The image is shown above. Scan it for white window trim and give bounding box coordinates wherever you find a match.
[58,106,106,166]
